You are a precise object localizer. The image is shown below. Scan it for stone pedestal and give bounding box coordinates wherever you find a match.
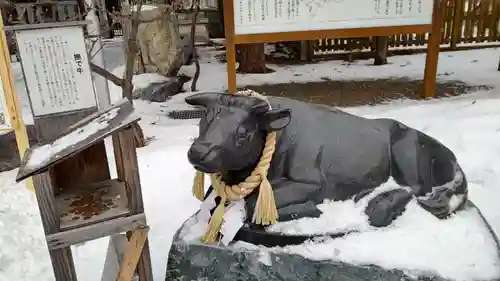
[165,201,500,281]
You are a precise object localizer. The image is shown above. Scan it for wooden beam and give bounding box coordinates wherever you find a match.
[232,24,433,45]
[223,0,237,94]
[112,127,153,281]
[116,227,150,281]
[373,36,388,65]
[33,173,78,281]
[47,214,147,250]
[113,127,144,214]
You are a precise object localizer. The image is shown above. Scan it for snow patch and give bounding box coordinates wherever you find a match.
[269,203,500,281]
[107,67,170,104]
[130,4,158,11]
[267,180,407,235]
[182,179,500,281]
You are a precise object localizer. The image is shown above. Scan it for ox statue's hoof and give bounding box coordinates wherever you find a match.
[365,188,413,227]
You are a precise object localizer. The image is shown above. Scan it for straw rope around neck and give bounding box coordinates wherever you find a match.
[191,89,279,244]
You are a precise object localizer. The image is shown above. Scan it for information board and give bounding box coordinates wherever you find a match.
[15,25,97,117]
[234,0,434,35]
[0,77,11,130]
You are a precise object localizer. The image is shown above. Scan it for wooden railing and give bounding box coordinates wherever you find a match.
[3,1,80,25]
[314,0,500,55]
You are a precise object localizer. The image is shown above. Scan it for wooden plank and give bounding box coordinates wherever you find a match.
[47,213,147,250]
[113,129,143,214]
[233,24,432,45]
[26,4,35,24]
[491,0,499,40]
[33,173,60,234]
[16,98,140,182]
[33,172,78,281]
[33,108,96,142]
[116,227,149,281]
[464,0,474,42]
[373,36,388,65]
[50,141,110,194]
[102,234,139,281]
[56,179,130,230]
[476,0,484,41]
[443,0,452,44]
[112,128,153,281]
[3,20,91,31]
[451,0,464,48]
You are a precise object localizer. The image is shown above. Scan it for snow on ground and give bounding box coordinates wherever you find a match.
[2,44,500,281]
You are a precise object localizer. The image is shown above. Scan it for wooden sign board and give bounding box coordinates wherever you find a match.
[0,77,11,130]
[224,0,442,98]
[7,22,98,118]
[234,0,434,35]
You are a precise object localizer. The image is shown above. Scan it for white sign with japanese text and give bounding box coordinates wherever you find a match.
[234,0,434,35]
[0,78,12,130]
[15,25,97,117]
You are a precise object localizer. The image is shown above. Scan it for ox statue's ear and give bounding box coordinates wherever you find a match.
[264,108,291,131]
[185,92,221,108]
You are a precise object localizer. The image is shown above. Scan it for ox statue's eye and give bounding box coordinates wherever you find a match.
[236,126,247,139]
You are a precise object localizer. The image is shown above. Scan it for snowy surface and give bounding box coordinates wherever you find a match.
[268,205,499,281]
[25,108,120,169]
[181,180,500,280]
[2,41,500,281]
[107,66,171,104]
[130,4,158,11]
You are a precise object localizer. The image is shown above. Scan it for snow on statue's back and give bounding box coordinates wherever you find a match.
[167,91,500,281]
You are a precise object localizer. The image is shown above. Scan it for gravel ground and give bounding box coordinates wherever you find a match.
[247,79,491,107]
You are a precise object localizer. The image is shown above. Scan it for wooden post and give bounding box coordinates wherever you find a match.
[7,21,111,281]
[373,36,388,65]
[299,40,314,62]
[15,100,153,281]
[0,12,33,191]
[33,173,78,281]
[115,227,149,281]
[223,0,237,94]
[113,127,153,281]
[423,0,442,99]
[450,0,464,49]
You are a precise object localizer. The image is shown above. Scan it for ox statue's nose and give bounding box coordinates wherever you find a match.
[187,142,220,173]
[188,142,209,164]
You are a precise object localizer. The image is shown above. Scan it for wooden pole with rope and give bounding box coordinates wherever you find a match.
[0,11,33,191]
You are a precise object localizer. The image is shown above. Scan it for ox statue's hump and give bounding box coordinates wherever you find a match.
[266,96,394,192]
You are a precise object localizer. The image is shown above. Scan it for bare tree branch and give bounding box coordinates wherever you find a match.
[122,1,143,101]
[190,0,201,91]
[90,62,124,87]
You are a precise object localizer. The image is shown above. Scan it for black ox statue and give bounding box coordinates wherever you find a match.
[185,92,468,231]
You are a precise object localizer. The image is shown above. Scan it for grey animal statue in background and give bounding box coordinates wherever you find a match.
[185,92,468,227]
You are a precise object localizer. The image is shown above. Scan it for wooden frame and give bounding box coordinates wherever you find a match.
[223,0,443,99]
[4,21,103,142]
[16,99,153,281]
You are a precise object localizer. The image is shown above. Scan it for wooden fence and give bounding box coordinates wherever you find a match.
[2,1,80,24]
[314,0,500,55]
